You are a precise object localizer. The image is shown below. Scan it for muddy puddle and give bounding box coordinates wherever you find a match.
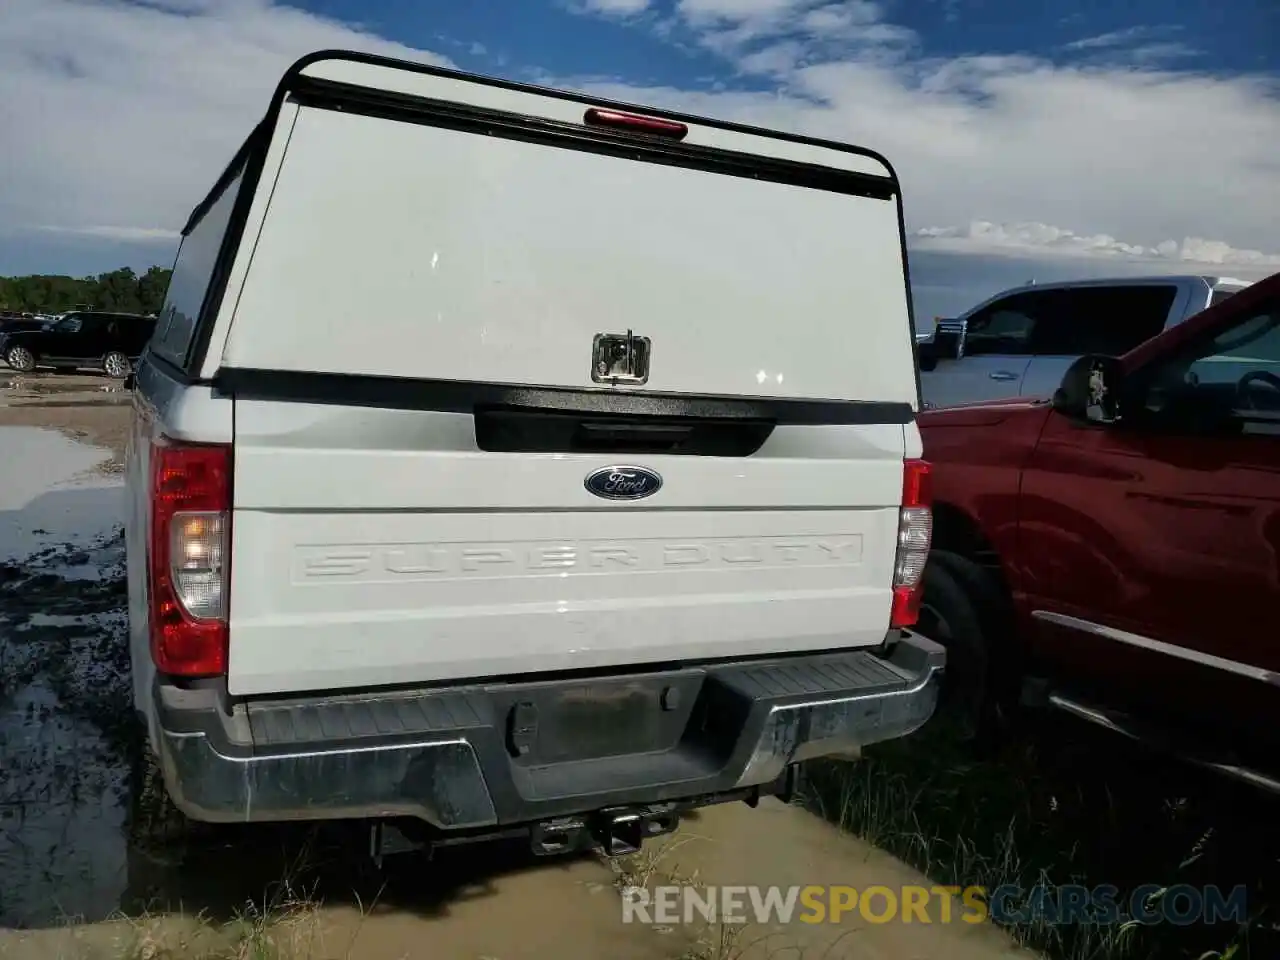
[0,375,129,413]
[0,532,134,927]
[0,400,132,412]
[0,429,125,558]
[1,380,122,396]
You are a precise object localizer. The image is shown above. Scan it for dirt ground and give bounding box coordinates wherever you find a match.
[0,373,1033,960]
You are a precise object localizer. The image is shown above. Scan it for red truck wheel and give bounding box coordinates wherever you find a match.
[918,552,994,743]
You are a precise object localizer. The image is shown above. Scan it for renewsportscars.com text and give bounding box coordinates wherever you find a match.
[621,884,1248,927]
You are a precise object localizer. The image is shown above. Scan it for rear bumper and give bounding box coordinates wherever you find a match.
[153,631,944,828]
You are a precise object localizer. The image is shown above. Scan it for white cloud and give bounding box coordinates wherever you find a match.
[673,0,911,57]
[677,0,814,23]
[0,0,451,240]
[3,0,1279,277]
[38,225,181,242]
[737,41,808,76]
[801,3,880,33]
[1126,42,1200,64]
[1065,26,1165,50]
[576,0,652,14]
[913,221,1280,269]
[1061,26,1199,65]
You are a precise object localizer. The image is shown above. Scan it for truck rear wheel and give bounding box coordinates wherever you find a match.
[917,551,994,743]
[127,745,189,851]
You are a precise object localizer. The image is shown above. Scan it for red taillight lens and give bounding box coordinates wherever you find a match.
[583,107,689,140]
[902,456,932,508]
[891,459,933,629]
[148,437,232,676]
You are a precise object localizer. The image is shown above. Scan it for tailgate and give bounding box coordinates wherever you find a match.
[226,404,906,695]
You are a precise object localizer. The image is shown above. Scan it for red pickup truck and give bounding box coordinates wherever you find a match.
[918,270,1280,788]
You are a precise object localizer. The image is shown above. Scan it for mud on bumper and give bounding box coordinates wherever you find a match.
[153,631,944,828]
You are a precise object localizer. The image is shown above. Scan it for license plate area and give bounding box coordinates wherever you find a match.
[489,671,704,766]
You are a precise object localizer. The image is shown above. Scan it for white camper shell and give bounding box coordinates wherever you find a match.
[125,51,943,854]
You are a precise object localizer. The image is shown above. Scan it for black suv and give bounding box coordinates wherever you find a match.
[0,311,157,379]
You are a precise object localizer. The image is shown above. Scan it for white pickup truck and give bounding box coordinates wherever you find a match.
[919,275,1251,408]
[124,50,943,858]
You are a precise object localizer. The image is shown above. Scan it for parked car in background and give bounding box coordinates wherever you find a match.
[918,275,1251,408]
[0,310,156,378]
[917,269,1280,789]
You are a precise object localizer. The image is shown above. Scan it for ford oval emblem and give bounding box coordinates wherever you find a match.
[585,465,663,501]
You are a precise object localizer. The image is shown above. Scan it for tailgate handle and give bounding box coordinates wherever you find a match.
[576,422,692,450]
[474,409,774,456]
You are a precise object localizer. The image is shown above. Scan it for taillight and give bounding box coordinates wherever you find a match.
[148,437,231,676]
[890,459,933,629]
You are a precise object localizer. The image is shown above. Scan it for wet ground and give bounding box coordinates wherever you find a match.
[0,382,1033,959]
[0,372,132,410]
[0,372,130,471]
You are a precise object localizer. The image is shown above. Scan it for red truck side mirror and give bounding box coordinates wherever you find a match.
[1053,354,1124,425]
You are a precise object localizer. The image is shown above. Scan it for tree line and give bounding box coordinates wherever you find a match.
[0,266,172,316]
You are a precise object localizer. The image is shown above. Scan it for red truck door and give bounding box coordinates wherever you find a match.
[1017,295,1280,747]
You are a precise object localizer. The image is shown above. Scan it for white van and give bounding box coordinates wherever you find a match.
[125,50,942,857]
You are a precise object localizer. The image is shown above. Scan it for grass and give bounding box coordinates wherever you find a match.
[22,886,327,960]
[111,892,323,960]
[800,716,1275,960]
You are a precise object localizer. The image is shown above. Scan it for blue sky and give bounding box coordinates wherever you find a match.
[318,0,1280,88]
[2,0,1278,318]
